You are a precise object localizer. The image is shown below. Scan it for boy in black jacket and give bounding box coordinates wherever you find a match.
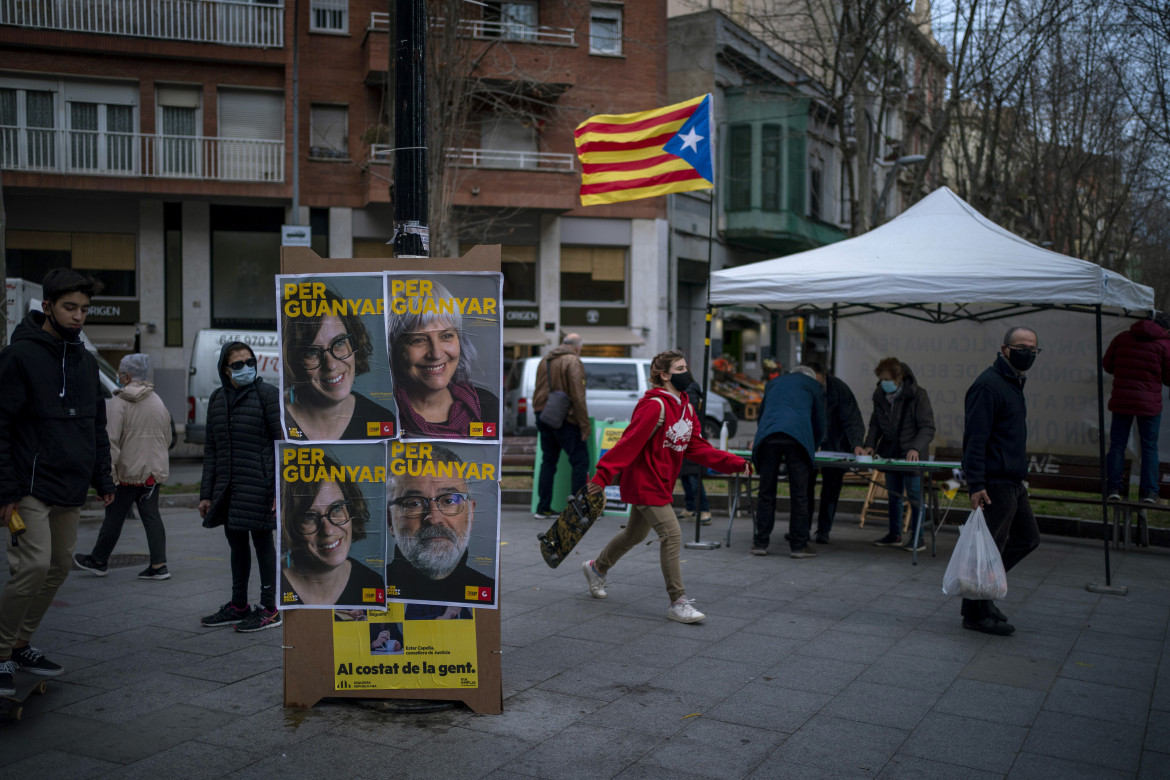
[0,269,115,695]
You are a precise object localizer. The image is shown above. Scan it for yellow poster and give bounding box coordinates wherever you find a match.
[332,604,478,690]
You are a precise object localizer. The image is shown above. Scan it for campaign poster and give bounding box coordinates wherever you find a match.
[332,603,478,691]
[385,440,500,609]
[594,421,632,517]
[384,272,503,442]
[277,273,397,442]
[277,441,388,610]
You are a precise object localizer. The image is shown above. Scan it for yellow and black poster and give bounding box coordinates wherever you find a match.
[332,604,478,690]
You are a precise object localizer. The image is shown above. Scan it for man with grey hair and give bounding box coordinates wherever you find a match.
[386,446,493,604]
[960,325,1042,636]
[532,333,590,519]
[75,353,174,580]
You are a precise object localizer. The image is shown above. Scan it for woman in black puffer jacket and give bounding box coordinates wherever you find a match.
[198,341,284,633]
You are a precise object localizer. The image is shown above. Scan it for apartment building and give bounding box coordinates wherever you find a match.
[0,0,671,414]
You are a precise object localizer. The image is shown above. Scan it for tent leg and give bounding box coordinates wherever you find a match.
[688,193,720,551]
[1088,304,1127,596]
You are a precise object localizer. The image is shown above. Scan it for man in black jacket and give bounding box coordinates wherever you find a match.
[961,326,1042,636]
[0,269,115,695]
[805,363,866,543]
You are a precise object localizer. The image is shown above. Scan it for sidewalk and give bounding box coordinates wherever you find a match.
[1,504,1168,778]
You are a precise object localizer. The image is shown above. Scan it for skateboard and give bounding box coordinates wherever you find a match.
[538,487,607,568]
[0,672,49,722]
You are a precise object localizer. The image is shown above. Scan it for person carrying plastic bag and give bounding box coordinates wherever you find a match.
[943,506,1008,601]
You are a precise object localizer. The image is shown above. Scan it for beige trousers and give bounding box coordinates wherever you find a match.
[0,496,80,656]
[596,504,685,602]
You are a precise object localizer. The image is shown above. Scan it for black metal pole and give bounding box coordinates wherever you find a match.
[1096,305,1111,585]
[692,192,717,547]
[392,0,429,258]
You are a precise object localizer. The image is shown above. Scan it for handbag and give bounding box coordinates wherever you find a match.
[539,356,572,429]
[942,506,1008,600]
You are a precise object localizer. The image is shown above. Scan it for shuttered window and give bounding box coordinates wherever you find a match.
[218,89,282,140]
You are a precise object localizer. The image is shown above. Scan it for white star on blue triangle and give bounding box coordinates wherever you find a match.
[662,94,713,182]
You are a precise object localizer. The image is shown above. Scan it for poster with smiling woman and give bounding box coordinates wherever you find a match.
[278,441,388,610]
[384,272,503,442]
[277,273,398,442]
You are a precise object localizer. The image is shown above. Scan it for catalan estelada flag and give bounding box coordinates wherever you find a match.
[575,94,714,206]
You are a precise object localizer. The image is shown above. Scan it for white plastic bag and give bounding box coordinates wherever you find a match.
[941,507,1008,599]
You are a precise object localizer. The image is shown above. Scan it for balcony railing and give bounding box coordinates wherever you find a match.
[371,144,575,173]
[1,127,285,182]
[0,0,284,48]
[368,12,574,45]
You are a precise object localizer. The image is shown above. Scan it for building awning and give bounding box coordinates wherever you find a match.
[85,324,137,350]
[565,326,645,346]
[503,328,552,347]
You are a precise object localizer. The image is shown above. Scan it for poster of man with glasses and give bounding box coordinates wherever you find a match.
[276,273,397,442]
[277,442,388,610]
[385,441,500,609]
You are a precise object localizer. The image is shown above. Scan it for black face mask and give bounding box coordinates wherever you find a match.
[47,310,82,343]
[669,371,693,393]
[1005,347,1036,372]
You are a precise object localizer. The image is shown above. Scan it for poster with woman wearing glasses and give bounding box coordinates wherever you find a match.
[385,273,503,441]
[277,442,388,610]
[385,440,500,609]
[277,273,398,442]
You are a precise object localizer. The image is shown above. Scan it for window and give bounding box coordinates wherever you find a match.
[68,102,134,172]
[589,4,622,55]
[210,205,283,329]
[501,245,537,301]
[164,203,183,347]
[6,230,136,297]
[728,124,752,211]
[809,154,823,220]
[483,1,537,41]
[560,246,625,303]
[761,124,782,211]
[479,114,537,168]
[310,104,348,159]
[310,0,347,32]
[0,88,57,169]
[157,86,200,177]
[218,88,283,181]
[584,362,638,391]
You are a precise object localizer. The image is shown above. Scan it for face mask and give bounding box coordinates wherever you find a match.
[231,365,257,385]
[1005,348,1036,372]
[47,311,82,343]
[880,380,898,394]
[669,371,693,393]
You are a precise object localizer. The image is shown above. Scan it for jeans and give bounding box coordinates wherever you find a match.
[961,483,1040,621]
[884,471,923,541]
[90,484,168,566]
[681,474,709,513]
[536,413,590,513]
[0,497,79,656]
[224,527,276,610]
[1106,412,1161,499]
[753,433,813,551]
[596,504,685,602]
[807,467,845,538]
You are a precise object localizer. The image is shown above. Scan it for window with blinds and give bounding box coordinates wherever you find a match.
[560,246,625,303]
[310,104,347,159]
[218,88,283,181]
[310,0,347,32]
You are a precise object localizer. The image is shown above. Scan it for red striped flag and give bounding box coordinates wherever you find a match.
[574,94,714,206]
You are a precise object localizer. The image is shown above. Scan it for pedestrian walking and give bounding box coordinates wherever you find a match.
[532,334,590,519]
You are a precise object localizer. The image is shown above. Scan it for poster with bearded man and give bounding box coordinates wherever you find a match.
[385,441,500,609]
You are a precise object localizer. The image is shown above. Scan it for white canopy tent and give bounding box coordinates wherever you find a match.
[703,186,1156,588]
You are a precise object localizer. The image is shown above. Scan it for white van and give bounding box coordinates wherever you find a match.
[185,329,281,444]
[503,356,738,440]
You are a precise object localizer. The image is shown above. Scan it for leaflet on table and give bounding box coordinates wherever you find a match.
[332,604,478,690]
[276,273,398,442]
[385,440,500,609]
[384,272,502,442]
[277,441,388,610]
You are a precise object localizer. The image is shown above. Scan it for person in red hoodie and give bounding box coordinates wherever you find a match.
[1104,313,1170,503]
[581,350,750,623]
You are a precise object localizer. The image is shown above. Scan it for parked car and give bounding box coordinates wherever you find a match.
[185,329,281,444]
[503,356,738,440]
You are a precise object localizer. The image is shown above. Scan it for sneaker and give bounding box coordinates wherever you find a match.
[236,606,282,633]
[582,559,607,599]
[901,539,927,552]
[12,646,64,677]
[667,597,705,624]
[873,534,902,547]
[677,509,696,520]
[201,602,251,627]
[533,511,557,520]
[0,660,14,696]
[699,511,712,526]
[1142,496,1158,505]
[73,553,108,577]
[789,548,818,559]
[137,564,171,581]
[750,546,768,556]
[1106,492,1121,502]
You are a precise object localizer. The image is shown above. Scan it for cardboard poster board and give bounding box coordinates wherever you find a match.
[280,247,503,715]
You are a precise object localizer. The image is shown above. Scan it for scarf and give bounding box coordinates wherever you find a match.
[396,381,482,438]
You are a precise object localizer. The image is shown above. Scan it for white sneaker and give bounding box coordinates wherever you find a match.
[582,560,607,599]
[667,597,705,623]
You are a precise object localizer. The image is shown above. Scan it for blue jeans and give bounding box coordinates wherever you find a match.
[884,471,923,541]
[681,474,709,513]
[536,413,590,514]
[1106,412,1161,499]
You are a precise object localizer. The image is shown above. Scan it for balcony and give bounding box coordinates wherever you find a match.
[371,145,575,173]
[368,11,574,45]
[724,208,846,254]
[1,127,285,182]
[0,0,284,48]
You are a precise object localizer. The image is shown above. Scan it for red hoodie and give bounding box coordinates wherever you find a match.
[1104,319,1170,416]
[591,387,747,505]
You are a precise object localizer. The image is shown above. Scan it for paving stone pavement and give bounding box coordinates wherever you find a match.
[1,503,1168,779]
